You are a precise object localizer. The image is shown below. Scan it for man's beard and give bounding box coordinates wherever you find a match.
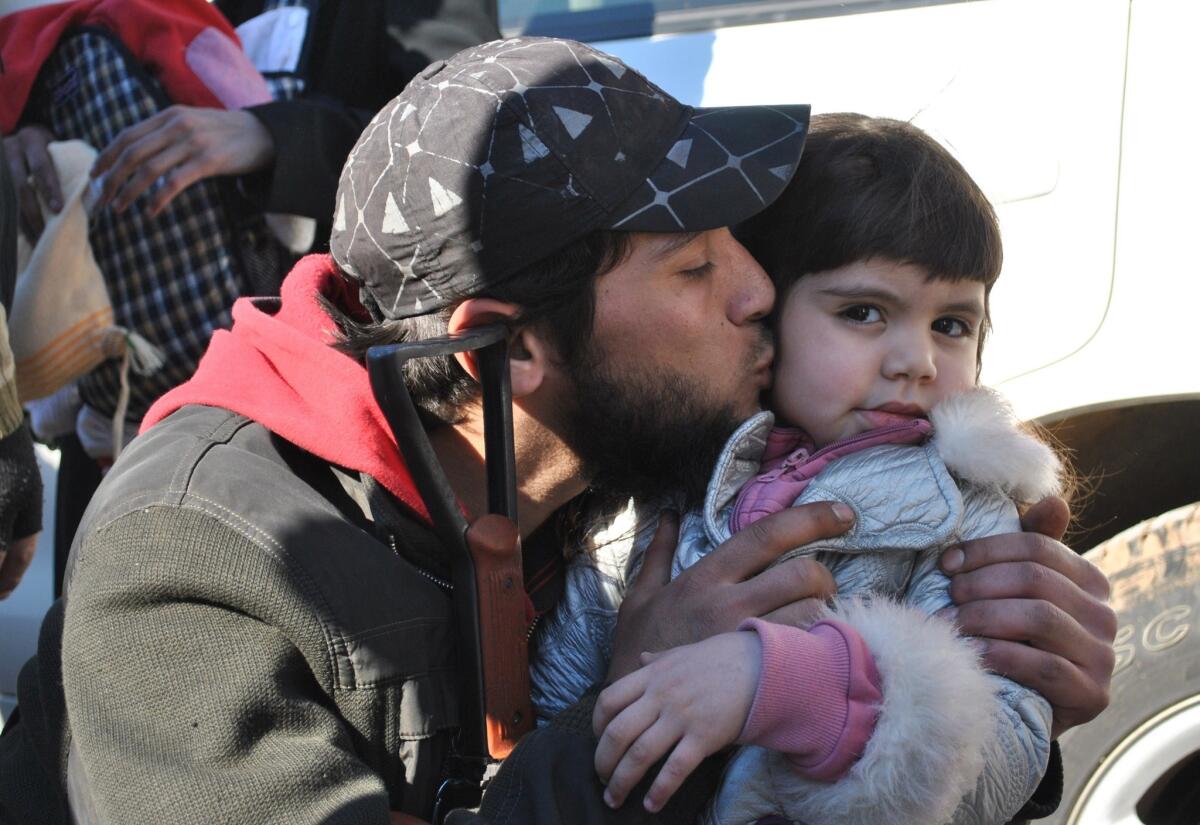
[560,349,755,512]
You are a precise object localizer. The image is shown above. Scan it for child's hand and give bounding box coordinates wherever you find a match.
[592,630,761,812]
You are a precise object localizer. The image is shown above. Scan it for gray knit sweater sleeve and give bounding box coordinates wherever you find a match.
[62,506,394,825]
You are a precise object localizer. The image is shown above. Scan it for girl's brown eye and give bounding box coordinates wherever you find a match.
[841,305,881,323]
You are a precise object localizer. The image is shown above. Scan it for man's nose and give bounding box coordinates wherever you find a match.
[725,233,775,324]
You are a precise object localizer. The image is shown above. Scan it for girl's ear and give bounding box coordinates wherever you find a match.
[447,298,546,398]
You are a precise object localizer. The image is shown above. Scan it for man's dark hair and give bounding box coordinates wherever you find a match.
[738,113,1003,350]
[322,230,631,426]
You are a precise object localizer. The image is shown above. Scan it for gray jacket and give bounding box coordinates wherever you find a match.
[532,388,1057,825]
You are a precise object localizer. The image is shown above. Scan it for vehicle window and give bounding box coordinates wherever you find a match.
[500,0,967,43]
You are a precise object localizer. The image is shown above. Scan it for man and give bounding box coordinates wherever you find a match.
[0,38,1114,824]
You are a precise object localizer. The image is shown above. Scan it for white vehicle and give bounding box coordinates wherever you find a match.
[3,0,1196,821]
[499,0,1199,821]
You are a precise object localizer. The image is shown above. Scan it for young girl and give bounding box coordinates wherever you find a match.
[532,113,1064,825]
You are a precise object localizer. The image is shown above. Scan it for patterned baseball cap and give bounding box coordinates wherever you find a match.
[331,37,810,320]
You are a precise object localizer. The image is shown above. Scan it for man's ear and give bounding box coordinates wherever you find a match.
[448,298,547,398]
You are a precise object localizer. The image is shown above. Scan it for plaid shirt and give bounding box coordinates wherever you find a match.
[257,0,309,104]
[29,29,279,423]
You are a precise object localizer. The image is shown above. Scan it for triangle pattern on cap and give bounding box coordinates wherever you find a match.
[596,56,626,79]
[519,124,551,164]
[769,164,794,181]
[666,138,693,169]
[333,194,347,232]
[430,178,463,217]
[553,106,593,140]
[382,193,409,234]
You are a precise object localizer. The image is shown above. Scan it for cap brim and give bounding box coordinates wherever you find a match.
[606,103,810,233]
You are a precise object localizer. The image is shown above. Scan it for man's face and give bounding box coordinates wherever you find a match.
[558,228,776,505]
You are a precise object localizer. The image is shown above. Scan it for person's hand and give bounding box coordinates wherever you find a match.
[0,423,43,599]
[0,534,37,600]
[4,124,62,243]
[90,106,274,217]
[593,630,761,812]
[607,503,848,680]
[939,496,1117,739]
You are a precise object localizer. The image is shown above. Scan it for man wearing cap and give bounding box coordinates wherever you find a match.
[0,38,1113,825]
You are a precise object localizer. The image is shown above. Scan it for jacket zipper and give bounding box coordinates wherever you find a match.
[389,535,543,641]
[389,533,453,591]
[760,419,928,483]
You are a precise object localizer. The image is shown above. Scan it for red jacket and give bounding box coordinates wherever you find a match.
[0,0,268,133]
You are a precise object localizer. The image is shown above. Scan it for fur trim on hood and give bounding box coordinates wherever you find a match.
[931,387,1062,504]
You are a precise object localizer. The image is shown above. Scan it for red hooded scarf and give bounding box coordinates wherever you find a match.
[142,254,432,524]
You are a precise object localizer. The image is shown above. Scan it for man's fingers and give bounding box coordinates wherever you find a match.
[17,184,44,245]
[146,158,211,216]
[20,134,61,214]
[948,560,1116,640]
[734,556,835,620]
[942,531,1110,601]
[689,502,853,585]
[0,534,38,599]
[92,109,173,179]
[953,596,1108,664]
[7,135,44,241]
[99,123,179,207]
[977,638,1110,738]
[1020,496,1071,541]
[109,140,192,212]
[759,595,829,629]
[625,511,678,600]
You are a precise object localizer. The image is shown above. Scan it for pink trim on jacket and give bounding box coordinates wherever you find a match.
[737,618,883,782]
[730,419,932,534]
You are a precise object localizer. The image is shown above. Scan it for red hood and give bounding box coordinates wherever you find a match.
[143,255,432,524]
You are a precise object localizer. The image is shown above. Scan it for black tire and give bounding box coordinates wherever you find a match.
[1048,502,1200,825]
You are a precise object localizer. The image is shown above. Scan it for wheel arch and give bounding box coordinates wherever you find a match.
[1038,394,1200,553]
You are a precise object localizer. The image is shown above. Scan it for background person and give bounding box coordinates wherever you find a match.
[1,0,500,597]
[0,126,42,601]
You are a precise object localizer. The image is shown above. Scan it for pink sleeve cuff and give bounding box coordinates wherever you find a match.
[737,618,882,782]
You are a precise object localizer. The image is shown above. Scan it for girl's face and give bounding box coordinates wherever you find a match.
[771,258,985,447]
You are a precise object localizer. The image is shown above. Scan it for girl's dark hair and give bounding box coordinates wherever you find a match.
[321,230,631,427]
[738,113,1003,351]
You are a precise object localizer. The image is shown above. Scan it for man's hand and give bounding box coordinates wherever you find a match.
[939,497,1117,739]
[4,124,61,243]
[0,423,43,599]
[607,503,848,680]
[90,106,274,217]
[593,631,761,812]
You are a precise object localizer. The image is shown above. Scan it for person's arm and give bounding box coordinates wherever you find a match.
[938,496,1117,741]
[62,509,395,823]
[3,124,61,244]
[88,106,274,218]
[238,97,373,219]
[0,139,42,599]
